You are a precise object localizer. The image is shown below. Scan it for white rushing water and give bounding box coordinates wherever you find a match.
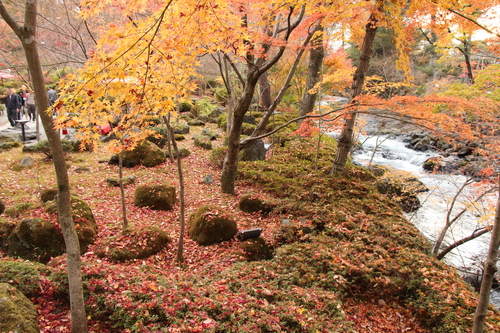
[351,134,500,305]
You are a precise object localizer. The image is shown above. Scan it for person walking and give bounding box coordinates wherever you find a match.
[26,90,36,121]
[47,86,57,106]
[5,87,22,127]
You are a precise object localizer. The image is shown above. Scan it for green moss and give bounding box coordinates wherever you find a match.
[0,260,50,297]
[95,226,170,262]
[188,205,238,245]
[209,147,226,169]
[134,184,176,210]
[3,202,33,217]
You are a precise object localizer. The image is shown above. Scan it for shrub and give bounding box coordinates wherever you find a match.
[31,139,74,158]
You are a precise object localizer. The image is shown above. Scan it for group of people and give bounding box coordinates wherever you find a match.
[3,86,57,128]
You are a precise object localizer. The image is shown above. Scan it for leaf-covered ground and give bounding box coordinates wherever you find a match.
[1,125,499,332]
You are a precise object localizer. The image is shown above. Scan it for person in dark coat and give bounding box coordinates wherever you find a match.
[5,88,22,127]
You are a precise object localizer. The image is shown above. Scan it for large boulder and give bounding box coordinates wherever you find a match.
[188,205,238,245]
[134,184,176,210]
[44,196,98,254]
[109,141,166,168]
[0,283,40,333]
[95,226,170,262]
[239,139,266,162]
[7,218,65,263]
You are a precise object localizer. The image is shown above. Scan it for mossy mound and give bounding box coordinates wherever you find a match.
[0,283,40,333]
[95,227,170,262]
[209,147,227,169]
[7,218,65,263]
[193,134,212,150]
[3,202,33,218]
[0,135,22,151]
[0,219,16,250]
[0,260,50,298]
[28,139,75,158]
[188,205,238,245]
[374,165,428,213]
[109,140,166,168]
[106,175,136,187]
[239,237,273,261]
[238,193,273,215]
[44,196,98,254]
[146,127,169,148]
[165,147,190,159]
[134,184,176,210]
[40,188,58,203]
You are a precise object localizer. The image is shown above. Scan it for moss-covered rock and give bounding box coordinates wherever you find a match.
[7,218,65,263]
[239,139,266,162]
[375,166,427,213]
[0,260,50,298]
[173,122,190,134]
[0,135,22,151]
[0,197,5,214]
[134,184,176,210]
[0,283,40,333]
[187,118,205,126]
[238,193,273,215]
[95,226,170,262]
[44,196,98,254]
[109,140,166,168]
[40,188,58,203]
[0,218,16,250]
[3,202,33,218]
[147,127,169,148]
[239,237,273,261]
[106,175,136,187]
[193,134,212,150]
[188,205,238,245]
[165,147,190,159]
[209,147,227,169]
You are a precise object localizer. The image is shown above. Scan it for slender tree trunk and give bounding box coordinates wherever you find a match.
[259,71,272,110]
[472,178,500,333]
[300,24,324,119]
[330,12,379,175]
[118,153,129,230]
[164,116,186,262]
[0,2,88,332]
[457,38,475,85]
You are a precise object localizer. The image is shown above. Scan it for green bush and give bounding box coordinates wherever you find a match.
[31,139,74,158]
[191,97,217,118]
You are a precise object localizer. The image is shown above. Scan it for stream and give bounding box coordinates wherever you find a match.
[350,134,500,307]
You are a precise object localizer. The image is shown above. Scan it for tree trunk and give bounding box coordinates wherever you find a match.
[0,2,89,332]
[164,116,186,262]
[300,24,325,119]
[472,178,500,333]
[330,12,378,176]
[220,70,259,194]
[259,71,272,110]
[118,153,129,230]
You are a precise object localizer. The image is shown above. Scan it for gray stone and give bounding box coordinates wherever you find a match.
[20,156,34,167]
[239,139,266,161]
[0,283,40,333]
[203,174,214,185]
